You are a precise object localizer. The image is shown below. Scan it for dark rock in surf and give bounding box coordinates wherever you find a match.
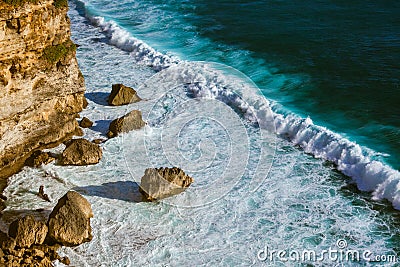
[108,84,141,106]
[61,139,102,166]
[79,117,93,128]
[107,110,145,138]
[139,167,194,201]
[38,185,51,202]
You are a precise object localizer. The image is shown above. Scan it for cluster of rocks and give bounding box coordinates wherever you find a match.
[25,139,102,167]
[0,191,93,266]
[62,84,145,165]
[22,83,194,200]
[102,84,196,201]
[39,84,145,165]
[8,83,195,266]
[20,83,146,169]
[106,84,145,138]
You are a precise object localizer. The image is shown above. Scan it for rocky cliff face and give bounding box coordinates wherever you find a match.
[0,0,85,182]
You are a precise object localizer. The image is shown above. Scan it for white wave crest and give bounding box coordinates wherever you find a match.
[174,63,400,210]
[75,0,179,71]
[73,0,400,210]
[157,62,400,209]
[273,112,400,209]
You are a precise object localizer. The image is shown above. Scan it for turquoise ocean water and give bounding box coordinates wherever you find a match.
[55,0,400,265]
[76,0,400,170]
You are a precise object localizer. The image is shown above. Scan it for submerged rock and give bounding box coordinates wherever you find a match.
[47,191,93,246]
[108,84,141,106]
[61,139,102,166]
[107,110,146,138]
[79,117,93,128]
[139,167,194,201]
[8,216,48,248]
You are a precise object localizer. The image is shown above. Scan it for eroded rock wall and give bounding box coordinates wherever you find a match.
[0,0,85,180]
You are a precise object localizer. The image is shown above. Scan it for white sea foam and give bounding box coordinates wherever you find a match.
[73,0,400,210]
[149,61,400,210]
[85,14,179,71]
[273,111,400,208]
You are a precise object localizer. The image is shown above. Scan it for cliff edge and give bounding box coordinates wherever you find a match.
[0,0,85,183]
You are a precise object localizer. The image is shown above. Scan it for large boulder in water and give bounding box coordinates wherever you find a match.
[107,110,146,138]
[108,84,141,106]
[61,138,102,166]
[139,167,194,201]
[47,191,93,246]
[8,215,48,248]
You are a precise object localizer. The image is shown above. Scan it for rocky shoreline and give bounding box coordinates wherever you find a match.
[0,80,195,265]
[0,0,196,265]
[0,191,93,266]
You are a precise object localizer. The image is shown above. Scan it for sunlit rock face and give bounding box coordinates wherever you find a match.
[0,0,86,180]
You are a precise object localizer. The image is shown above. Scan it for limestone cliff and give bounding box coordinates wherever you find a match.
[0,0,85,182]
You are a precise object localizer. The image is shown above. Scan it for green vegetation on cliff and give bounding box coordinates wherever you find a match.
[53,0,67,8]
[41,40,76,64]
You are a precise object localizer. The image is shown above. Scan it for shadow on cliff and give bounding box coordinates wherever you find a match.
[73,181,144,203]
[85,92,109,106]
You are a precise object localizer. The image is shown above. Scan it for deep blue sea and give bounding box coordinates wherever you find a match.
[31,0,400,265]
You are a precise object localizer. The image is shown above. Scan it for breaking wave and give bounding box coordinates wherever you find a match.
[73,0,400,210]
